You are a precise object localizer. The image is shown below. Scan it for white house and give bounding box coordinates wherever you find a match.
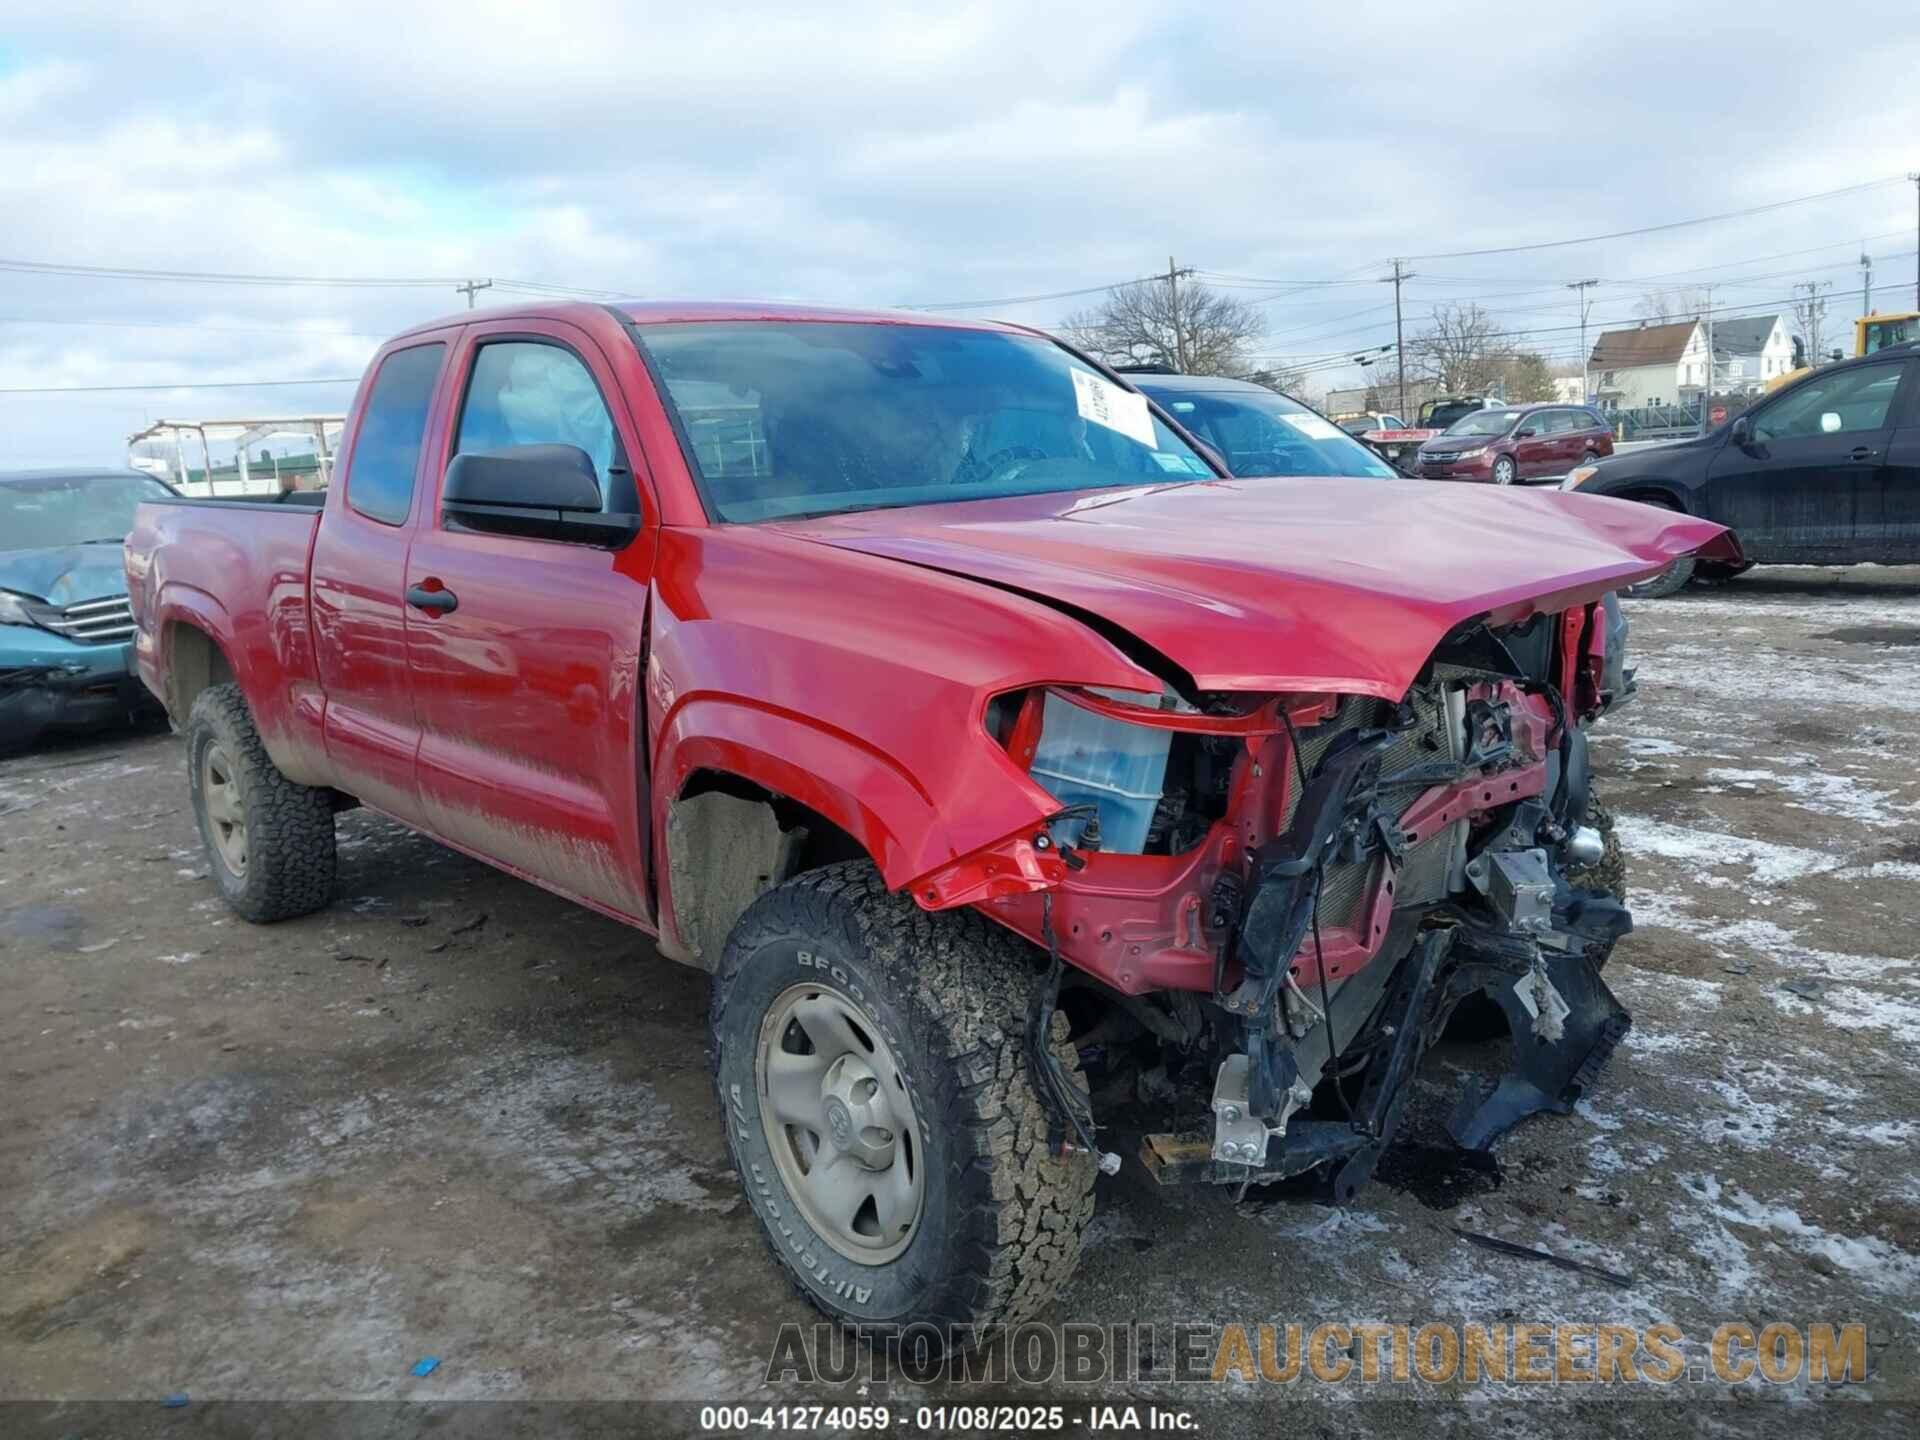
[1710,314,1796,393]
[1589,320,1706,411]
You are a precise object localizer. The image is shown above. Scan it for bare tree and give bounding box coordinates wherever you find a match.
[1635,288,1709,323]
[1408,303,1510,394]
[1064,277,1266,376]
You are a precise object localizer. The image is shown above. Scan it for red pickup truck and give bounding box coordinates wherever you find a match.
[126,301,1733,1345]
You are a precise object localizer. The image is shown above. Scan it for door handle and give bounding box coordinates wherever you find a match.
[406,583,458,614]
[1848,446,1880,462]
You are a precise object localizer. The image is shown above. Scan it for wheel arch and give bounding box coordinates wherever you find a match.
[150,584,329,785]
[653,699,961,968]
[1603,479,1692,513]
[162,615,237,726]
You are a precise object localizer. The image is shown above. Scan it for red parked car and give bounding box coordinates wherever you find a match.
[125,301,1732,1345]
[1416,402,1615,485]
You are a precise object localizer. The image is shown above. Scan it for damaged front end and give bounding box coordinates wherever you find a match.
[965,595,1638,1201]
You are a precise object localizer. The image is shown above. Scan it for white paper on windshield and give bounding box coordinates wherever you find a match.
[1150,451,1208,475]
[1070,368,1157,448]
[1281,413,1344,441]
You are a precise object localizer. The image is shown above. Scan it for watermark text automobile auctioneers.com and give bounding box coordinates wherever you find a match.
[759,1319,1871,1390]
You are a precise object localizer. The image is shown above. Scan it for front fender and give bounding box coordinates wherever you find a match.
[656,692,1064,880]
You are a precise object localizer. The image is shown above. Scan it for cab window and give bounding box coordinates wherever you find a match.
[454,341,622,501]
[347,343,445,526]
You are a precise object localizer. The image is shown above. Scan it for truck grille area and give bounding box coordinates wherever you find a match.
[1283,688,1461,928]
[29,595,136,645]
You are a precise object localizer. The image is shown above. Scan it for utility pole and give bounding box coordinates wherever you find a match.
[1382,260,1412,418]
[1795,280,1831,362]
[1861,246,1873,317]
[1700,284,1715,424]
[1911,172,1920,311]
[1567,278,1599,404]
[456,278,493,309]
[1165,257,1185,372]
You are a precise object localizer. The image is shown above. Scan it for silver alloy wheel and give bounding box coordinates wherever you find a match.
[757,982,925,1263]
[1492,456,1517,485]
[200,740,248,877]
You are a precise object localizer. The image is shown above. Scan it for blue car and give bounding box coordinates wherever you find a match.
[1,467,178,750]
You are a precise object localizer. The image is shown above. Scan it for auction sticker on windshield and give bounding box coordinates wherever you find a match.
[1070,367,1157,447]
[1282,413,1345,441]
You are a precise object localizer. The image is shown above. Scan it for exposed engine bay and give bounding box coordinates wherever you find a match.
[1004,593,1638,1200]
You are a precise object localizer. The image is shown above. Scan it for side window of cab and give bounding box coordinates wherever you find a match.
[453,341,634,513]
[346,343,446,525]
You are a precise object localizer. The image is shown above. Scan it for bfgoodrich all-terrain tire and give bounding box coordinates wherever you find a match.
[186,683,336,923]
[711,862,1095,1342]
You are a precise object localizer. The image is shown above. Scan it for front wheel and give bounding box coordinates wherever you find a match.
[1491,456,1517,485]
[1695,559,1755,584]
[711,863,1095,1342]
[1619,499,1699,598]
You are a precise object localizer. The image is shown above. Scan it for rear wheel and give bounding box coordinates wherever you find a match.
[711,863,1095,1343]
[1491,456,1517,485]
[186,683,336,923]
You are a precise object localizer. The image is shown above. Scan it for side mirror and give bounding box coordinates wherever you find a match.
[1513,427,1537,439]
[1729,415,1752,449]
[442,444,639,548]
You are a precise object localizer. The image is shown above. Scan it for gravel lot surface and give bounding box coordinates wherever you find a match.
[3,566,1916,1436]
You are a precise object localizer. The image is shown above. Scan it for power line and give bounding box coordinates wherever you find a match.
[1399,177,1908,261]
[900,274,1169,311]
[1246,256,1919,364]
[0,376,360,395]
[0,255,625,299]
[0,314,390,340]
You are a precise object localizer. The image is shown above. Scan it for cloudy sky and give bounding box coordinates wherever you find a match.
[1,0,1916,464]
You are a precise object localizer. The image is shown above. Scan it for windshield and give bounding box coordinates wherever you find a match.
[1445,409,1524,436]
[636,322,1216,522]
[1140,388,1397,480]
[0,473,174,551]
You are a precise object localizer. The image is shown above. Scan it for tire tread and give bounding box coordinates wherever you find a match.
[188,683,335,923]
[711,861,1095,1336]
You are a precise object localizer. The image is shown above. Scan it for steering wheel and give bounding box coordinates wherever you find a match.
[955,444,1048,486]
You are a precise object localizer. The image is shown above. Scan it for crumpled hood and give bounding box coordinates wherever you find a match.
[775,479,1733,699]
[0,544,130,606]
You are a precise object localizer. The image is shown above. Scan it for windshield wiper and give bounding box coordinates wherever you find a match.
[79,537,127,545]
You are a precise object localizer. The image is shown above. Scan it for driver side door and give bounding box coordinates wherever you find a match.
[1703,360,1911,562]
[403,320,661,922]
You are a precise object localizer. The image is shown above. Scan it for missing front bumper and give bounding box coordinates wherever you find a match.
[1139,940,1629,1198]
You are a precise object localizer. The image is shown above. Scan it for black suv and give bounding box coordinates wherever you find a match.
[1565,343,1920,595]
